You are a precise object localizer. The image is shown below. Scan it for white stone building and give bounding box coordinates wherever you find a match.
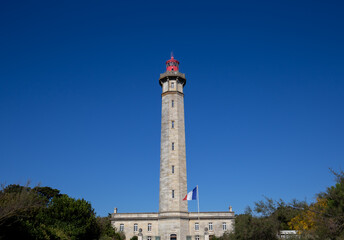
[111,56,234,240]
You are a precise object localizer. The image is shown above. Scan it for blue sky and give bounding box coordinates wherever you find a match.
[1,0,343,216]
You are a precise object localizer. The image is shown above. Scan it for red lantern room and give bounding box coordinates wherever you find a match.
[159,53,186,87]
[166,54,179,72]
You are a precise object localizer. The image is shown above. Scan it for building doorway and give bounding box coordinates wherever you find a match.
[170,234,177,240]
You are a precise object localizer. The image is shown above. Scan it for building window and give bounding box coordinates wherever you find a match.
[222,222,227,231]
[172,190,175,198]
[172,121,175,128]
[195,223,199,231]
[171,82,175,88]
[147,236,152,240]
[120,224,124,232]
[172,142,175,150]
[172,165,175,174]
[195,236,200,240]
[172,100,174,107]
[134,223,138,232]
[209,222,213,231]
[148,223,152,232]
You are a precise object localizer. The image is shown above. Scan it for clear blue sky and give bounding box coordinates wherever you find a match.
[1,1,343,216]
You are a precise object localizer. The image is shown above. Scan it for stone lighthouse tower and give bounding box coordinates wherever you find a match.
[158,55,189,240]
[111,56,234,240]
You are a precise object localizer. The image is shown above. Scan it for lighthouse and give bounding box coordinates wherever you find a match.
[158,55,189,240]
[111,55,234,240]
[159,55,187,213]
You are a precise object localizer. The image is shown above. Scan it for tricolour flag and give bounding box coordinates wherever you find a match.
[183,186,197,200]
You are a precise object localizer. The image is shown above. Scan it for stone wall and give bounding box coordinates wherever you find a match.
[111,213,159,240]
[159,83,187,213]
[111,212,235,240]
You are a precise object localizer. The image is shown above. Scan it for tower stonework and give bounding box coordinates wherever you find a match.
[159,56,187,213]
[158,57,189,240]
[111,56,234,240]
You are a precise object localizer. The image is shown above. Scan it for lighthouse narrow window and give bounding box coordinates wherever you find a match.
[171,100,174,107]
[172,121,175,128]
[172,165,174,173]
[172,142,175,150]
[172,190,175,198]
[195,223,199,231]
[120,224,124,232]
[171,82,174,88]
[148,223,152,232]
[134,223,138,232]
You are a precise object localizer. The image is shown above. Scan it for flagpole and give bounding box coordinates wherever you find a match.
[197,185,200,221]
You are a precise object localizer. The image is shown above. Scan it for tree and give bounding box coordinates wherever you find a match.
[0,184,45,239]
[97,216,120,240]
[220,197,307,240]
[288,198,327,234]
[321,170,344,239]
[0,183,103,240]
[289,170,344,240]
[0,184,43,224]
[254,197,306,231]
[35,194,100,240]
[228,213,278,240]
[33,186,61,203]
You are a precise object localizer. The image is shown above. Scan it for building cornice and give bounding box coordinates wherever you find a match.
[111,211,235,221]
[161,91,184,97]
[159,71,186,86]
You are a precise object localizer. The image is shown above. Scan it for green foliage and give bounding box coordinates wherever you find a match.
[97,216,118,240]
[0,183,119,240]
[251,197,305,234]
[114,231,126,240]
[309,169,344,239]
[33,186,61,203]
[231,214,279,240]
[322,170,344,238]
[287,169,344,240]
[219,231,235,240]
[0,184,44,239]
[215,198,306,240]
[216,169,344,240]
[35,194,100,240]
[254,197,307,230]
[130,236,138,240]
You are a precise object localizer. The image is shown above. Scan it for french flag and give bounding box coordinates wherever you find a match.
[183,186,198,200]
